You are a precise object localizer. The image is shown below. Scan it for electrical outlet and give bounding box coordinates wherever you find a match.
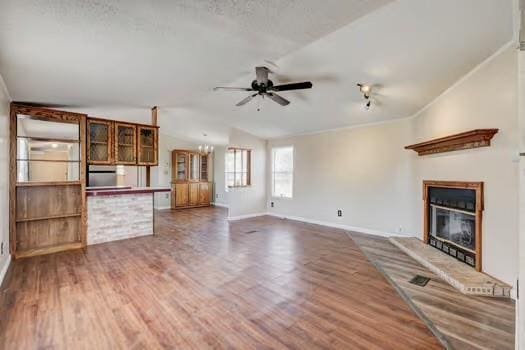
[216,194,219,199]
[165,193,169,199]
[271,201,274,208]
[337,209,342,217]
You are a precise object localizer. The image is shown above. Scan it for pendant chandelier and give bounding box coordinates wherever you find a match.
[198,133,214,155]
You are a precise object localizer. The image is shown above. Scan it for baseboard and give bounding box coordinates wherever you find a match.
[0,256,11,287]
[212,202,229,208]
[154,206,171,210]
[266,212,412,238]
[228,212,267,221]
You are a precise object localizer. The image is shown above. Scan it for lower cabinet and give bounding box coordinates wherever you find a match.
[171,182,211,209]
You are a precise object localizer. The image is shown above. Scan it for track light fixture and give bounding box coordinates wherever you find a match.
[357,83,372,111]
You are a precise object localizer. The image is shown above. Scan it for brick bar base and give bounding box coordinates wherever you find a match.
[87,193,153,245]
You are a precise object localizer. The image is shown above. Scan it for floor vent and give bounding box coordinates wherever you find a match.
[244,230,258,234]
[409,275,430,287]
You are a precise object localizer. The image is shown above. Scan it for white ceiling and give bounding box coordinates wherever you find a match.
[0,0,514,144]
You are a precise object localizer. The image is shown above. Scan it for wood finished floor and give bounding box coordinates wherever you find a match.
[0,207,443,349]
[350,232,515,350]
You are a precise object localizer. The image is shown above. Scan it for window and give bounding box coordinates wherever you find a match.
[272,146,294,198]
[226,148,251,187]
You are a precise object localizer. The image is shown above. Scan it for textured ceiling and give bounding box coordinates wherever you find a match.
[0,0,514,143]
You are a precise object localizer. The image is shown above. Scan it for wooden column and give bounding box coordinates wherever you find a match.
[146,106,158,187]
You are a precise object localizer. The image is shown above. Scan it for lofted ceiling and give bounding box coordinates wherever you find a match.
[0,0,514,144]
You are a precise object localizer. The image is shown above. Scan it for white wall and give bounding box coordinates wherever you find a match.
[228,128,267,218]
[267,118,417,235]
[0,75,11,285]
[212,145,228,207]
[267,46,518,286]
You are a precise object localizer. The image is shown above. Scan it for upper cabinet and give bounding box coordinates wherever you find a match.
[115,122,137,164]
[137,126,158,165]
[87,119,113,164]
[86,118,159,166]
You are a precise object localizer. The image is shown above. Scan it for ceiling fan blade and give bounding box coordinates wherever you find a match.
[236,93,258,106]
[266,93,290,106]
[214,87,254,91]
[271,81,313,91]
[255,66,269,85]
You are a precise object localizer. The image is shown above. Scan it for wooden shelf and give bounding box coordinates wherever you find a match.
[16,213,81,223]
[16,181,82,187]
[405,129,498,156]
[15,242,84,259]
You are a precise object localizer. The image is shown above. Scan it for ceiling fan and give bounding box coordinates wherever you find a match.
[214,67,313,107]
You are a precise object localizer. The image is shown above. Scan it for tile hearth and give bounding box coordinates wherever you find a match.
[390,237,511,298]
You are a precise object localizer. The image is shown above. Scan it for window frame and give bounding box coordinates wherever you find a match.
[271,145,294,199]
[226,147,252,188]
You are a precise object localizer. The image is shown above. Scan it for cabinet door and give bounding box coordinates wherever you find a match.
[174,151,188,182]
[114,123,137,164]
[199,182,209,205]
[175,183,189,207]
[189,183,199,206]
[87,119,113,164]
[137,126,158,165]
[189,153,200,182]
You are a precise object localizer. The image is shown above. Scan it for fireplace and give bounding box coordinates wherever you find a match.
[423,181,483,271]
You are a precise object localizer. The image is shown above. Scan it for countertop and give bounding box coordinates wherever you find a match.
[86,186,171,197]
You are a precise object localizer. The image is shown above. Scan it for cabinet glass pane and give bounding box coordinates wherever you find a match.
[90,123,109,143]
[118,146,135,162]
[190,154,199,180]
[200,156,208,180]
[177,154,187,180]
[17,115,79,140]
[140,129,154,147]
[118,126,135,145]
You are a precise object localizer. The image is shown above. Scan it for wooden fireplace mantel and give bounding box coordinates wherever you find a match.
[405,129,498,156]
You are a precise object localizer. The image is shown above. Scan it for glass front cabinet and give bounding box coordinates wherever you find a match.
[87,119,113,164]
[171,149,212,209]
[138,126,158,165]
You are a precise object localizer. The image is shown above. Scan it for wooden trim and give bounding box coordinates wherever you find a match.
[16,181,82,187]
[88,116,159,128]
[87,119,114,165]
[11,103,86,123]
[9,106,17,255]
[79,115,87,248]
[405,129,499,156]
[16,136,80,143]
[422,180,483,271]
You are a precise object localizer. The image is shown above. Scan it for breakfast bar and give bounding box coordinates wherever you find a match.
[86,186,170,245]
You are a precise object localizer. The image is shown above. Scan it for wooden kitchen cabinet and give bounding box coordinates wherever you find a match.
[137,126,158,165]
[87,119,113,164]
[87,117,159,166]
[114,122,137,165]
[170,149,212,209]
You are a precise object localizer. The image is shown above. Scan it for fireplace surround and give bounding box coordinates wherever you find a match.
[423,181,483,271]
